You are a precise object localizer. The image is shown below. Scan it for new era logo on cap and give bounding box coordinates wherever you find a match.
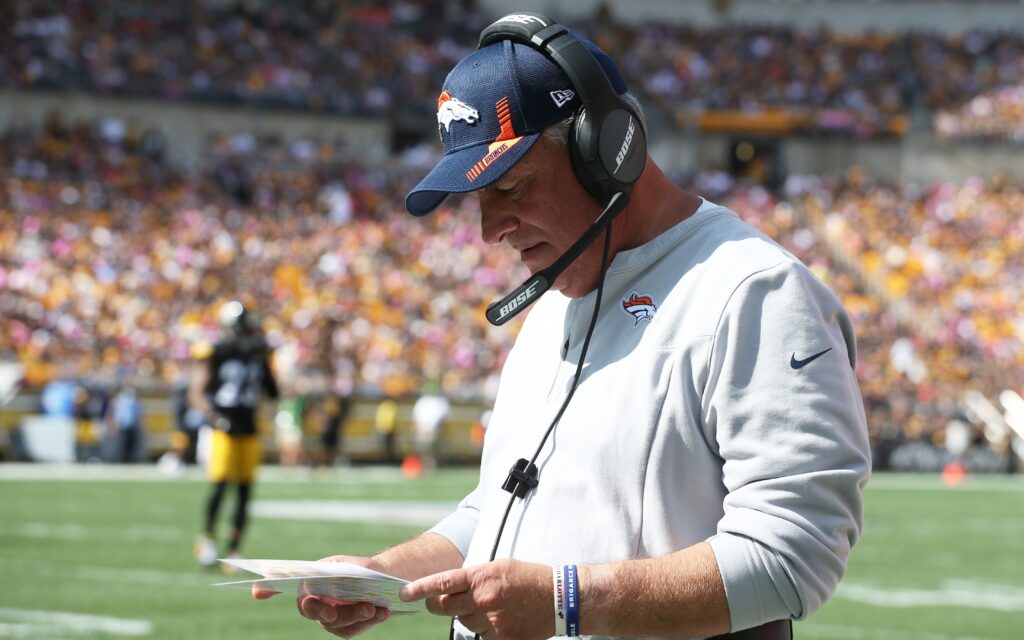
[405,30,629,217]
[550,89,575,108]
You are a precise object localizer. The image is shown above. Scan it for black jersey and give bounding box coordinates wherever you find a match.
[202,340,279,436]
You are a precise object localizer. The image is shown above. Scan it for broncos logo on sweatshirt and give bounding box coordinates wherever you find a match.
[622,292,657,326]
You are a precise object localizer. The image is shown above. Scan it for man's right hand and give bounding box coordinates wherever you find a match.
[252,555,392,639]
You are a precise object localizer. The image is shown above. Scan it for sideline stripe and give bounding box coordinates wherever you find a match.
[252,500,456,527]
[2,465,1020,491]
[1,522,186,543]
[836,580,1024,612]
[0,608,152,637]
[0,557,203,588]
[0,463,476,486]
[865,474,1024,493]
[799,621,995,640]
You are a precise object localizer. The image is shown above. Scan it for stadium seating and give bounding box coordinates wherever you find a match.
[1,2,1021,471]
[1,115,1020,469]
[2,1,1022,138]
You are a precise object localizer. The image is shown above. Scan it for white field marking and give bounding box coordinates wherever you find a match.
[0,557,202,588]
[836,579,1024,611]
[252,500,457,527]
[865,473,1024,492]
[799,621,996,640]
[6,464,1022,490]
[0,462,475,486]
[862,516,1024,539]
[6,522,89,540]
[0,608,152,637]
[0,463,205,483]
[1,522,185,543]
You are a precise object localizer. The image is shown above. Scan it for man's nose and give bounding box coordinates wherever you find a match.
[479,197,519,246]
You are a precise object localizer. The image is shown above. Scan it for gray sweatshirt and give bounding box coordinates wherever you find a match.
[431,200,871,639]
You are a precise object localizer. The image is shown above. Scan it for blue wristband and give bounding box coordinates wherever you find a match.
[563,564,580,636]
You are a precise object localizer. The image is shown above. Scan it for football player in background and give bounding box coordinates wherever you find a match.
[190,301,279,569]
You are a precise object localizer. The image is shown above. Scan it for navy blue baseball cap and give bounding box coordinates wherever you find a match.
[405,32,628,217]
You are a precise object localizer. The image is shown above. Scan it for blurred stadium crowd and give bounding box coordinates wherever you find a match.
[3,117,1021,470]
[0,117,520,403]
[1,1,1022,471]
[3,0,1024,138]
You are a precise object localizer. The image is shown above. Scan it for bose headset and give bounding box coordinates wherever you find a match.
[482,12,647,327]
[453,13,648,640]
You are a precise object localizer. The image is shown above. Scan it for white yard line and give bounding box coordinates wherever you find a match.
[0,463,427,484]
[252,499,457,527]
[0,522,186,543]
[865,474,1024,492]
[0,558,203,588]
[836,580,1024,612]
[0,608,152,637]
[1,464,1020,491]
[799,621,996,640]
[0,463,201,483]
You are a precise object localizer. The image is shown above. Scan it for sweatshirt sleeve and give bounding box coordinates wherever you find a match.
[428,484,483,558]
[702,260,872,631]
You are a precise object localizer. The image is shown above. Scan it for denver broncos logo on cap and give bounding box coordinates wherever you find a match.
[437,91,479,132]
[622,292,656,326]
[467,96,524,182]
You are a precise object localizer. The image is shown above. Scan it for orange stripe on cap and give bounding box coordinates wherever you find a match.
[495,96,516,142]
[466,96,524,182]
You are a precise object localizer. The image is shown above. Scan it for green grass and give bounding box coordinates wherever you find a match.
[1,466,1022,639]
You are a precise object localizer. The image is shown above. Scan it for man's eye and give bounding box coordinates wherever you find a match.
[498,186,522,200]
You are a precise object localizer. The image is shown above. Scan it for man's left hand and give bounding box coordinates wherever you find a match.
[399,558,553,639]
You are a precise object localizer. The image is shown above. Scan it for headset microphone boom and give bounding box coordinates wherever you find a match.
[485,191,630,326]
[479,12,645,325]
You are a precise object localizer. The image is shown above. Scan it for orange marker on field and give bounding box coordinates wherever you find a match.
[941,461,966,486]
[402,454,423,479]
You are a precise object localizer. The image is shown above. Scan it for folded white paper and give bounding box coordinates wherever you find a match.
[213,558,425,613]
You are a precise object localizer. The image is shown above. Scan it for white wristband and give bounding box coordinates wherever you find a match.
[552,565,567,637]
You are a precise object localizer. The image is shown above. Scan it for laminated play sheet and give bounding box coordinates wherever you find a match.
[213,558,425,613]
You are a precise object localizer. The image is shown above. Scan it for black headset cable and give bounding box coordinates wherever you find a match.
[454,221,614,640]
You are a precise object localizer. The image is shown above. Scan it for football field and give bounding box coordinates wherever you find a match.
[1,465,1022,639]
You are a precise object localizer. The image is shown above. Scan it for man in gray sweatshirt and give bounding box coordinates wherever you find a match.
[257,13,870,640]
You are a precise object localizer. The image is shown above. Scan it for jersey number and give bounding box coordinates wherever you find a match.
[214,360,261,408]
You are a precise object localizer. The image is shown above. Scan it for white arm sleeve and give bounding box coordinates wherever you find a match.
[428,484,483,558]
[703,261,871,631]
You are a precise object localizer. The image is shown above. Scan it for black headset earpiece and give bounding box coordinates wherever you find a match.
[478,13,647,203]
[468,22,640,640]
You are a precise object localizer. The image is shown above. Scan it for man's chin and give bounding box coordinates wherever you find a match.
[520,256,551,278]
[553,270,605,299]
[549,273,579,296]
[518,264,567,293]
[519,260,589,298]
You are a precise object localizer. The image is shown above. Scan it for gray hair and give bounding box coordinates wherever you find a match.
[541,92,646,145]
